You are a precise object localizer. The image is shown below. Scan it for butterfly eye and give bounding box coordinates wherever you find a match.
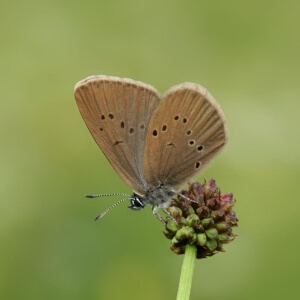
[120,121,125,128]
[108,113,114,119]
[197,145,203,152]
[162,125,167,132]
[101,115,105,120]
[129,128,134,134]
[195,161,201,169]
[189,140,195,146]
[129,196,145,210]
[174,115,180,120]
[186,130,192,136]
[133,198,143,207]
[183,118,187,123]
[140,124,145,130]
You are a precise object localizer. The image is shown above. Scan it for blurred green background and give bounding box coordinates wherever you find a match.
[1,0,299,299]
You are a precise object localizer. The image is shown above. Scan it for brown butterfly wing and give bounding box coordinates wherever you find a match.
[143,83,228,190]
[74,75,161,195]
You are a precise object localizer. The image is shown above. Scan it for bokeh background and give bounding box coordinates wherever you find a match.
[1,0,299,299]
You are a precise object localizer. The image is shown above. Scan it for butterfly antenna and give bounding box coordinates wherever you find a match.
[85,193,131,198]
[94,197,132,221]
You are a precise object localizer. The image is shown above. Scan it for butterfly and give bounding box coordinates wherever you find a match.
[74,75,228,223]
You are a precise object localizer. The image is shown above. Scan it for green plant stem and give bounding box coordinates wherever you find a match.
[176,243,197,300]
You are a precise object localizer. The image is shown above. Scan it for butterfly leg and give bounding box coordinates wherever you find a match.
[173,190,198,204]
[152,206,167,225]
[161,207,179,226]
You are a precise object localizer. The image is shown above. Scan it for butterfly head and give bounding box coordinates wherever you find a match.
[128,193,145,211]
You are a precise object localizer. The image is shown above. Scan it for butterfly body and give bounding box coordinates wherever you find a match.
[74,75,228,222]
[129,184,175,209]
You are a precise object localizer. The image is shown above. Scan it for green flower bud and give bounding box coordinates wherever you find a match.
[175,226,196,244]
[166,219,179,232]
[186,214,200,230]
[218,233,230,243]
[201,218,214,229]
[207,239,218,251]
[168,206,182,218]
[211,210,225,221]
[215,222,230,233]
[205,228,218,239]
[196,233,207,246]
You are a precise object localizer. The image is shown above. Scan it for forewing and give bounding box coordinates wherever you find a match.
[143,83,228,190]
[74,75,161,195]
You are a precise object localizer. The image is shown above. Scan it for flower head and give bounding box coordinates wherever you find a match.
[163,179,238,259]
